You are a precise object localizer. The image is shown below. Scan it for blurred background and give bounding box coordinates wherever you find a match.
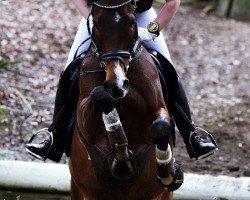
[0,0,249,179]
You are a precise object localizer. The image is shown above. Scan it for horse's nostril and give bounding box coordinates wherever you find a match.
[103,79,128,98]
[123,79,129,90]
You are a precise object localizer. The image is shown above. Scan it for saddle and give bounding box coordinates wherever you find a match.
[147,49,179,108]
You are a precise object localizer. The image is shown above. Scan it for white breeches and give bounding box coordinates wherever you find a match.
[65,7,172,69]
[136,8,172,62]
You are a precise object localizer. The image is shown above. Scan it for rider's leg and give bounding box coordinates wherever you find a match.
[65,17,92,68]
[136,8,172,62]
[25,78,70,162]
[137,8,217,159]
[173,80,217,159]
[25,17,91,162]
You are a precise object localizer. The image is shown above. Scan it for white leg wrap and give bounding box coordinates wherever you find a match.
[156,144,172,165]
[102,109,122,132]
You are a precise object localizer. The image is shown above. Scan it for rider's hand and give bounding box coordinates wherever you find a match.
[138,27,158,41]
[138,22,160,41]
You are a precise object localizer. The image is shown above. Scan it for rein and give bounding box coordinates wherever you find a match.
[76,0,143,161]
[73,1,157,187]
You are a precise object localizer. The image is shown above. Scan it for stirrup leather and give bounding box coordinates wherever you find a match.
[26,128,54,161]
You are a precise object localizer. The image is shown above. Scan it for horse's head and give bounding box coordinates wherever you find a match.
[90,0,137,98]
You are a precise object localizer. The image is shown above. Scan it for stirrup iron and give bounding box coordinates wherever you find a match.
[26,128,54,161]
[188,127,219,159]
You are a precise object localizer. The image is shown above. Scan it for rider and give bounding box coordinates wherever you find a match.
[25,0,217,162]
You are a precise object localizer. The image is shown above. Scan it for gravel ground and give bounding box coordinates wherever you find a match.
[0,0,249,177]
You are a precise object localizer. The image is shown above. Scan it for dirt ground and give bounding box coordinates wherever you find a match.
[0,1,249,178]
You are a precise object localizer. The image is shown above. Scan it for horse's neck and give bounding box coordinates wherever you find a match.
[130,48,158,78]
[128,49,164,108]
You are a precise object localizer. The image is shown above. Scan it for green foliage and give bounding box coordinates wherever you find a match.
[0,107,10,130]
[0,123,9,130]
[17,195,21,200]
[0,153,6,158]
[191,0,215,3]
[0,59,11,72]
[156,0,216,5]
[230,0,250,21]
[185,0,218,6]
[0,107,7,117]
[0,59,20,73]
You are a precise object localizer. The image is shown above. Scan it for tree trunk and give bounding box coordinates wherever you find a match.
[230,0,250,21]
[217,0,250,21]
[216,0,233,17]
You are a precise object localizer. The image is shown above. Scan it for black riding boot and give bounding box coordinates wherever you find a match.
[172,80,218,159]
[148,50,217,159]
[25,79,70,163]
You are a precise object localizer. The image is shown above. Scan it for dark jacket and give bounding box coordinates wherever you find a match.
[135,0,154,13]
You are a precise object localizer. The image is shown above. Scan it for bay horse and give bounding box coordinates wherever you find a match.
[69,0,183,199]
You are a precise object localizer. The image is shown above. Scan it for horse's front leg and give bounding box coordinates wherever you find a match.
[152,108,184,192]
[90,86,134,181]
[71,178,84,200]
[102,108,134,181]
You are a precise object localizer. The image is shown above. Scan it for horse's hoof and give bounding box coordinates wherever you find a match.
[90,85,115,114]
[159,162,184,191]
[111,158,134,181]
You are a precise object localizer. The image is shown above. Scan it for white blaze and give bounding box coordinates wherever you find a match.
[114,60,125,89]
[114,11,121,23]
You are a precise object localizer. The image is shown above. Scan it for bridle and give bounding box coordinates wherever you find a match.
[84,0,142,74]
[93,0,134,9]
[76,0,142,161]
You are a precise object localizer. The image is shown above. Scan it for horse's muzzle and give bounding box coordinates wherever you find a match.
[103,79,129,99]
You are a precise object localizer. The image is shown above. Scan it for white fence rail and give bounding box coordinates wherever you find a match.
[0,161,249,199]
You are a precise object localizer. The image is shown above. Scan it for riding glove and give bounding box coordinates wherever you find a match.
[138,27,158,41]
